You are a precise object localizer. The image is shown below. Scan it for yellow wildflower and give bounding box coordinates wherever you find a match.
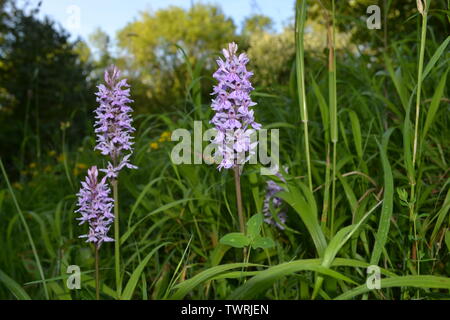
[161,131,171,139]
[150,142,159,150]
[29,162,37,169]
[13,182,23,190]
[48,150,57,157]
[76,163,88,169]
[57,154,65,162]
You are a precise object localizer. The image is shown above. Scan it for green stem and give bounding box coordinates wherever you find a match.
[234,166,245,234]
[321,144,331,229]
[410,0,428,279]
[328,0,338,237]
[412,3,428,167]
[95,245,100,300]
[296,0,313,192]
[234,166,248,261]
[330,142,337,236]
[113,179,121,299]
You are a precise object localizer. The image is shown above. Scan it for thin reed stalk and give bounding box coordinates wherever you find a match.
[328,0,338,236]
[410,0,429,276]
[295,0,313,192]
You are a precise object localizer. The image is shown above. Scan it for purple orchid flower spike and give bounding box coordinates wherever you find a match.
[210,42,261,171]
[76,166,115,248]
[94,65,137,179]
[263,167,289,230]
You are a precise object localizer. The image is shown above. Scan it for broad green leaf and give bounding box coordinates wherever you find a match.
[251,236,275,250]
[247,213,263,239]
[219,233,250,248]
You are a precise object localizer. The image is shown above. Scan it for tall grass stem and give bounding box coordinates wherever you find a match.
[328,0,338,236]
[295,0,313,191]
[410,0,429,277]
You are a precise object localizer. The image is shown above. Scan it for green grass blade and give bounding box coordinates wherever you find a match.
[121,243,169,300]
[0,269,31,300]
[430,187,450,244]
[169,263,258,300]
[295,0,313,191]
[348,110,363,158]
[421,36,450,81]
[370,129,395,265]
[229,259,357,300]
[278,181,327,256]
[422,68,449,141]
[0,159,49,299]
[335,275,450,300]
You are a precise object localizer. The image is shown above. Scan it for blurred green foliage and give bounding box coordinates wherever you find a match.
[0,0,94,173]
[0,0,449,300]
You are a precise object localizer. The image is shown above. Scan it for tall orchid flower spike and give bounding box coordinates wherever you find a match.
[76,165,116,299]
[210,42,261,235]
[76,166,114,247]
[94,65,137,298]
[210,42,261,171]
[94,65,137,179]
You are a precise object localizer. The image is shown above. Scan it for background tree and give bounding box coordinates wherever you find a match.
[242,14,274,36]
[0,1,94,171]
[89,27,113,69]
[309,0,449,52]
[116,4,237,113]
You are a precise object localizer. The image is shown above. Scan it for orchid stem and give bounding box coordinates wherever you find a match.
[113,179,121,299]
[95,245,100,300]
[234,166,245,234]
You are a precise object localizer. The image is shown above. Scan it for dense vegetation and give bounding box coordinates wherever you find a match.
[0,0,449,300]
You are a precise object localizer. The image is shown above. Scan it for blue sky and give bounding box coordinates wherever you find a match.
[22,0,295,43]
